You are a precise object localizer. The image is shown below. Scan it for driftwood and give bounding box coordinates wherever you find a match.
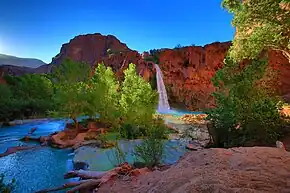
[36,169,118,193]
[35,179,101,193]
[35,163,140,193]
[0,145,40,158]
[64,170,107,179]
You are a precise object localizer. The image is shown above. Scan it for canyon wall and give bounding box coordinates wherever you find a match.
[2,33,289,110]
[51,33,154,81]
[158,42,290,110]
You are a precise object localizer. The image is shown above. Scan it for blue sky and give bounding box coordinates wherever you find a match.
[0,0,234,63]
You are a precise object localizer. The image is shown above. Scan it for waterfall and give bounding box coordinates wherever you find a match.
[154,64,170,113]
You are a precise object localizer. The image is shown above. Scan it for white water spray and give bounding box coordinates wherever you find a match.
[154,64,170,113]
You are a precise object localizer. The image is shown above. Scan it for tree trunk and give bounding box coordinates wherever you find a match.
[72,117,79,131]
[282,50,290,64]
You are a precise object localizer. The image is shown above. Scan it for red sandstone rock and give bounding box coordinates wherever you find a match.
[98,147,290,193]
[51,33,155,82]
[158,42,290,110]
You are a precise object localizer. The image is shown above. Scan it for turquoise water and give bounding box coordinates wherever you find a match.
[74,139,189,171]
[0,120,75,193]
[157,108,203,116]
[0,110,191,193]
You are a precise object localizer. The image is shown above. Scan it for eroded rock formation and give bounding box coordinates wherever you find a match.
[51,33,155,81]
[158,42,290,110]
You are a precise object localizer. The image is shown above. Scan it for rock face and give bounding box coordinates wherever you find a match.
[158,42,290,110]
[1,33,289,110]
[98,147,290,193]
[51,33,155,81]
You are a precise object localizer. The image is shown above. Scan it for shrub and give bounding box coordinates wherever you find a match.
[206,58,284,147]
[133,122,166,168]
[0,174,15,193]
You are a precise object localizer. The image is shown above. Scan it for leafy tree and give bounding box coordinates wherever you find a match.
[2,74,53,119]
[120,63,158,135]
[174,44,182,49]
[52,82,88,130]
[206,58,284,147]
[0,84,13,122]
[222,0,290,62]
[52,58,91,84]
[86,63,120,126]
[50,60,91,129]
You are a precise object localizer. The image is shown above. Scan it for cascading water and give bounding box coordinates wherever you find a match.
[154,64,171,113]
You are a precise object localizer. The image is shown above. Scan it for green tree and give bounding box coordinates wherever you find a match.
[52,82,88,130]
[3,74,53,119]
[120,64,158,127]
[50,59,91,129]
[86,63,120,126]
[52,58,91,84]
[206,58,284,147]
[0,84,13,122]
[222,0,290,62]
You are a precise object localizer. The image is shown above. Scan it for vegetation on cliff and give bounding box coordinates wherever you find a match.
[207,58,284,147]
[222,0,290,62]
[206,0,289,147]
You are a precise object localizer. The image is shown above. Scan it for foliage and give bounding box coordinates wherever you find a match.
[50,59,91,128]
[86,63,120,126]
[120,63,158,135]
[51,82,88,129]
[206,58,284,147]
[144,49,162,64]
[222,0,290,62]
[0,84,13,122]
[52,58,91,84]
[133,123,166,168]
[106,141,127,167]
[1,74,53,121]
[0,174,15,193]
[174,44,182,49]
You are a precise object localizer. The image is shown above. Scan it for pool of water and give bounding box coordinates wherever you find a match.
[0,111,191,193]
[74,139,189,171]
[157,108,203,116]
[0,119,74,193]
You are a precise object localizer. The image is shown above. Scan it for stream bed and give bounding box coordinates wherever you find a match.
[0,112,192,193]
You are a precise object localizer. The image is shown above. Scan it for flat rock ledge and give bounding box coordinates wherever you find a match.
[98,147,290,193]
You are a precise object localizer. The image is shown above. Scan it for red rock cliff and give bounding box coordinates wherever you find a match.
[158,42,290,110]
[51,33,154,81]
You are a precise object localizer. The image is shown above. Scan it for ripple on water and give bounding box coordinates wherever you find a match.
[0,147,75,193]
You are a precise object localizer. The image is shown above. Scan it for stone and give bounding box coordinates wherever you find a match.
[73,161,89,170]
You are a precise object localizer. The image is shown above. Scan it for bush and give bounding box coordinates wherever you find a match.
[133,121,167,168]
[206,58,284,147]
[0,174,15,193]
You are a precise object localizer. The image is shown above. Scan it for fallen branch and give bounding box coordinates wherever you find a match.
[35,179,100,193]
[64,170,107,179]
[0,146,40,158]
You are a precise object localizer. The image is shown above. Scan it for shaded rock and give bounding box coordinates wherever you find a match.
[73,161,89,170]
[28,127,37,135]
[186,140,203,151]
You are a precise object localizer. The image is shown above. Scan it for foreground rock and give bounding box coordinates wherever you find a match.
[98,147,290,193]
